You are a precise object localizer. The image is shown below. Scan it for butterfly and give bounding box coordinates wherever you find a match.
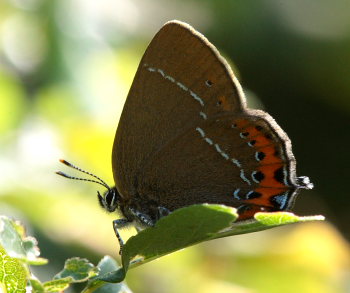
[57,20,313,251]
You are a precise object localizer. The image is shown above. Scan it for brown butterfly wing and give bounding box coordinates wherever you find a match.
[138,111,300,216]
[113,21,245,196]
[112,20,302,217]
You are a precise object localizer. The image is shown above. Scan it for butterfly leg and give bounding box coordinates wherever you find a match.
[113,218,131,255]
[157,206,171,218]
[129,208,155,226]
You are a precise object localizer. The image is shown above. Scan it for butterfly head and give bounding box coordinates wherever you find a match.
[97,187,121,213]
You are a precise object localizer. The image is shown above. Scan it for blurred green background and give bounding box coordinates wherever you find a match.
[0,0,349,292]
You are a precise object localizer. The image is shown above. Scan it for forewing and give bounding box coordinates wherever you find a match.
[113,21,246,197]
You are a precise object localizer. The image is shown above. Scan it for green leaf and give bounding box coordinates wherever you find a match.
[0,216,47,265]
[83,256,131,292]
[0,245,27,293]
[113,204,324,280]
[121,204,238,273]
[43,277,73,292]
[255,212,325,225]
[214,211,326,239]
[0,216,48,292]
[43,258,99,292]
[1,216,107,292]
[53,257,99,281]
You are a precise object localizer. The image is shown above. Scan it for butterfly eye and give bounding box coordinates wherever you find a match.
[105,191,115,206]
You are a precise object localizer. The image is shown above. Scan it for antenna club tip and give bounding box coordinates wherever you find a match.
[56,171,69,178]
[59,159,71,166]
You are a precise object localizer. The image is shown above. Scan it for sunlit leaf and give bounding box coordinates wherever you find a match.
[53,257,99,281]
[0,245,27,293]
[43,277,72,292]
[0,216,47,265]
[84,256,132,293]
[97,204,325,281]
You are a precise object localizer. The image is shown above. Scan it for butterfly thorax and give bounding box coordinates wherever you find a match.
[100,186,168,227]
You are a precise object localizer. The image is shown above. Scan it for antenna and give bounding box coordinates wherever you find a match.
[56,159,111,191]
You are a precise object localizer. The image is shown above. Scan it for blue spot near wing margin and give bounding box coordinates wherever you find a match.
[271,193,289,209]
